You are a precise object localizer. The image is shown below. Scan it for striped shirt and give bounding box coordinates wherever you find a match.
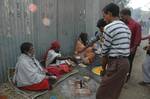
[102,20,131,57]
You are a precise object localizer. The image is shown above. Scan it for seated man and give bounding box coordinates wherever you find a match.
[44,40,72,73]
[13,42,67,91]
[75,32,95,64]
[44,40,71,66]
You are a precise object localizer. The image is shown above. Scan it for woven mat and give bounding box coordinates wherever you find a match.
[0,69,79,99]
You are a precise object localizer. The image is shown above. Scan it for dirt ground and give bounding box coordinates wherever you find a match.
[0,41,150,99]
[119,41,150,99]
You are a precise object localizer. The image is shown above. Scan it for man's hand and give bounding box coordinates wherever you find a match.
[100,69,106,76]
[50,75,57,79]
[130,46,137,53]
[101,56,108,71]
[143,46,148,50]
[43,69,48,73]
[45,75,57,80]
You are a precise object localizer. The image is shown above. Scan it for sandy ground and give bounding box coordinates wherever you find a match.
[0,41,150,99]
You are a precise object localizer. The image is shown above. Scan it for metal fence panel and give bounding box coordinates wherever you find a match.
[0,0,36,83]
[57,0,86,55]
[0,0,113,84]
[33,0,57,58]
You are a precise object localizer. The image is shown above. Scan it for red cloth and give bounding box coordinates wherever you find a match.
[127,18,141,52]
[46,64,72,78]
[46,66,64,78]
[43,40,60,60]
[60,64,72,73]
[19,78,51,91]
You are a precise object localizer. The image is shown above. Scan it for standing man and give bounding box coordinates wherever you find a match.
[96,3,131,99]
[120,8,142,82]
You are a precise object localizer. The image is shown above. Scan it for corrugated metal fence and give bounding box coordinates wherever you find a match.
[0,0,113,84]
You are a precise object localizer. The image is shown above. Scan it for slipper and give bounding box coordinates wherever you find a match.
[138,81,150,86]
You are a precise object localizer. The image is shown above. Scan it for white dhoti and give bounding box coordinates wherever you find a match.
[142,54,150,83]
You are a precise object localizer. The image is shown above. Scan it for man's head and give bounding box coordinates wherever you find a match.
[20,42,34,57]
[97,18,107,32]
[120,8,131,22]
[102,3,119,23]
[50,40,60,53]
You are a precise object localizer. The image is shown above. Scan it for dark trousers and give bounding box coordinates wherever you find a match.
[127,51,136,82]
[96,58,129,99]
